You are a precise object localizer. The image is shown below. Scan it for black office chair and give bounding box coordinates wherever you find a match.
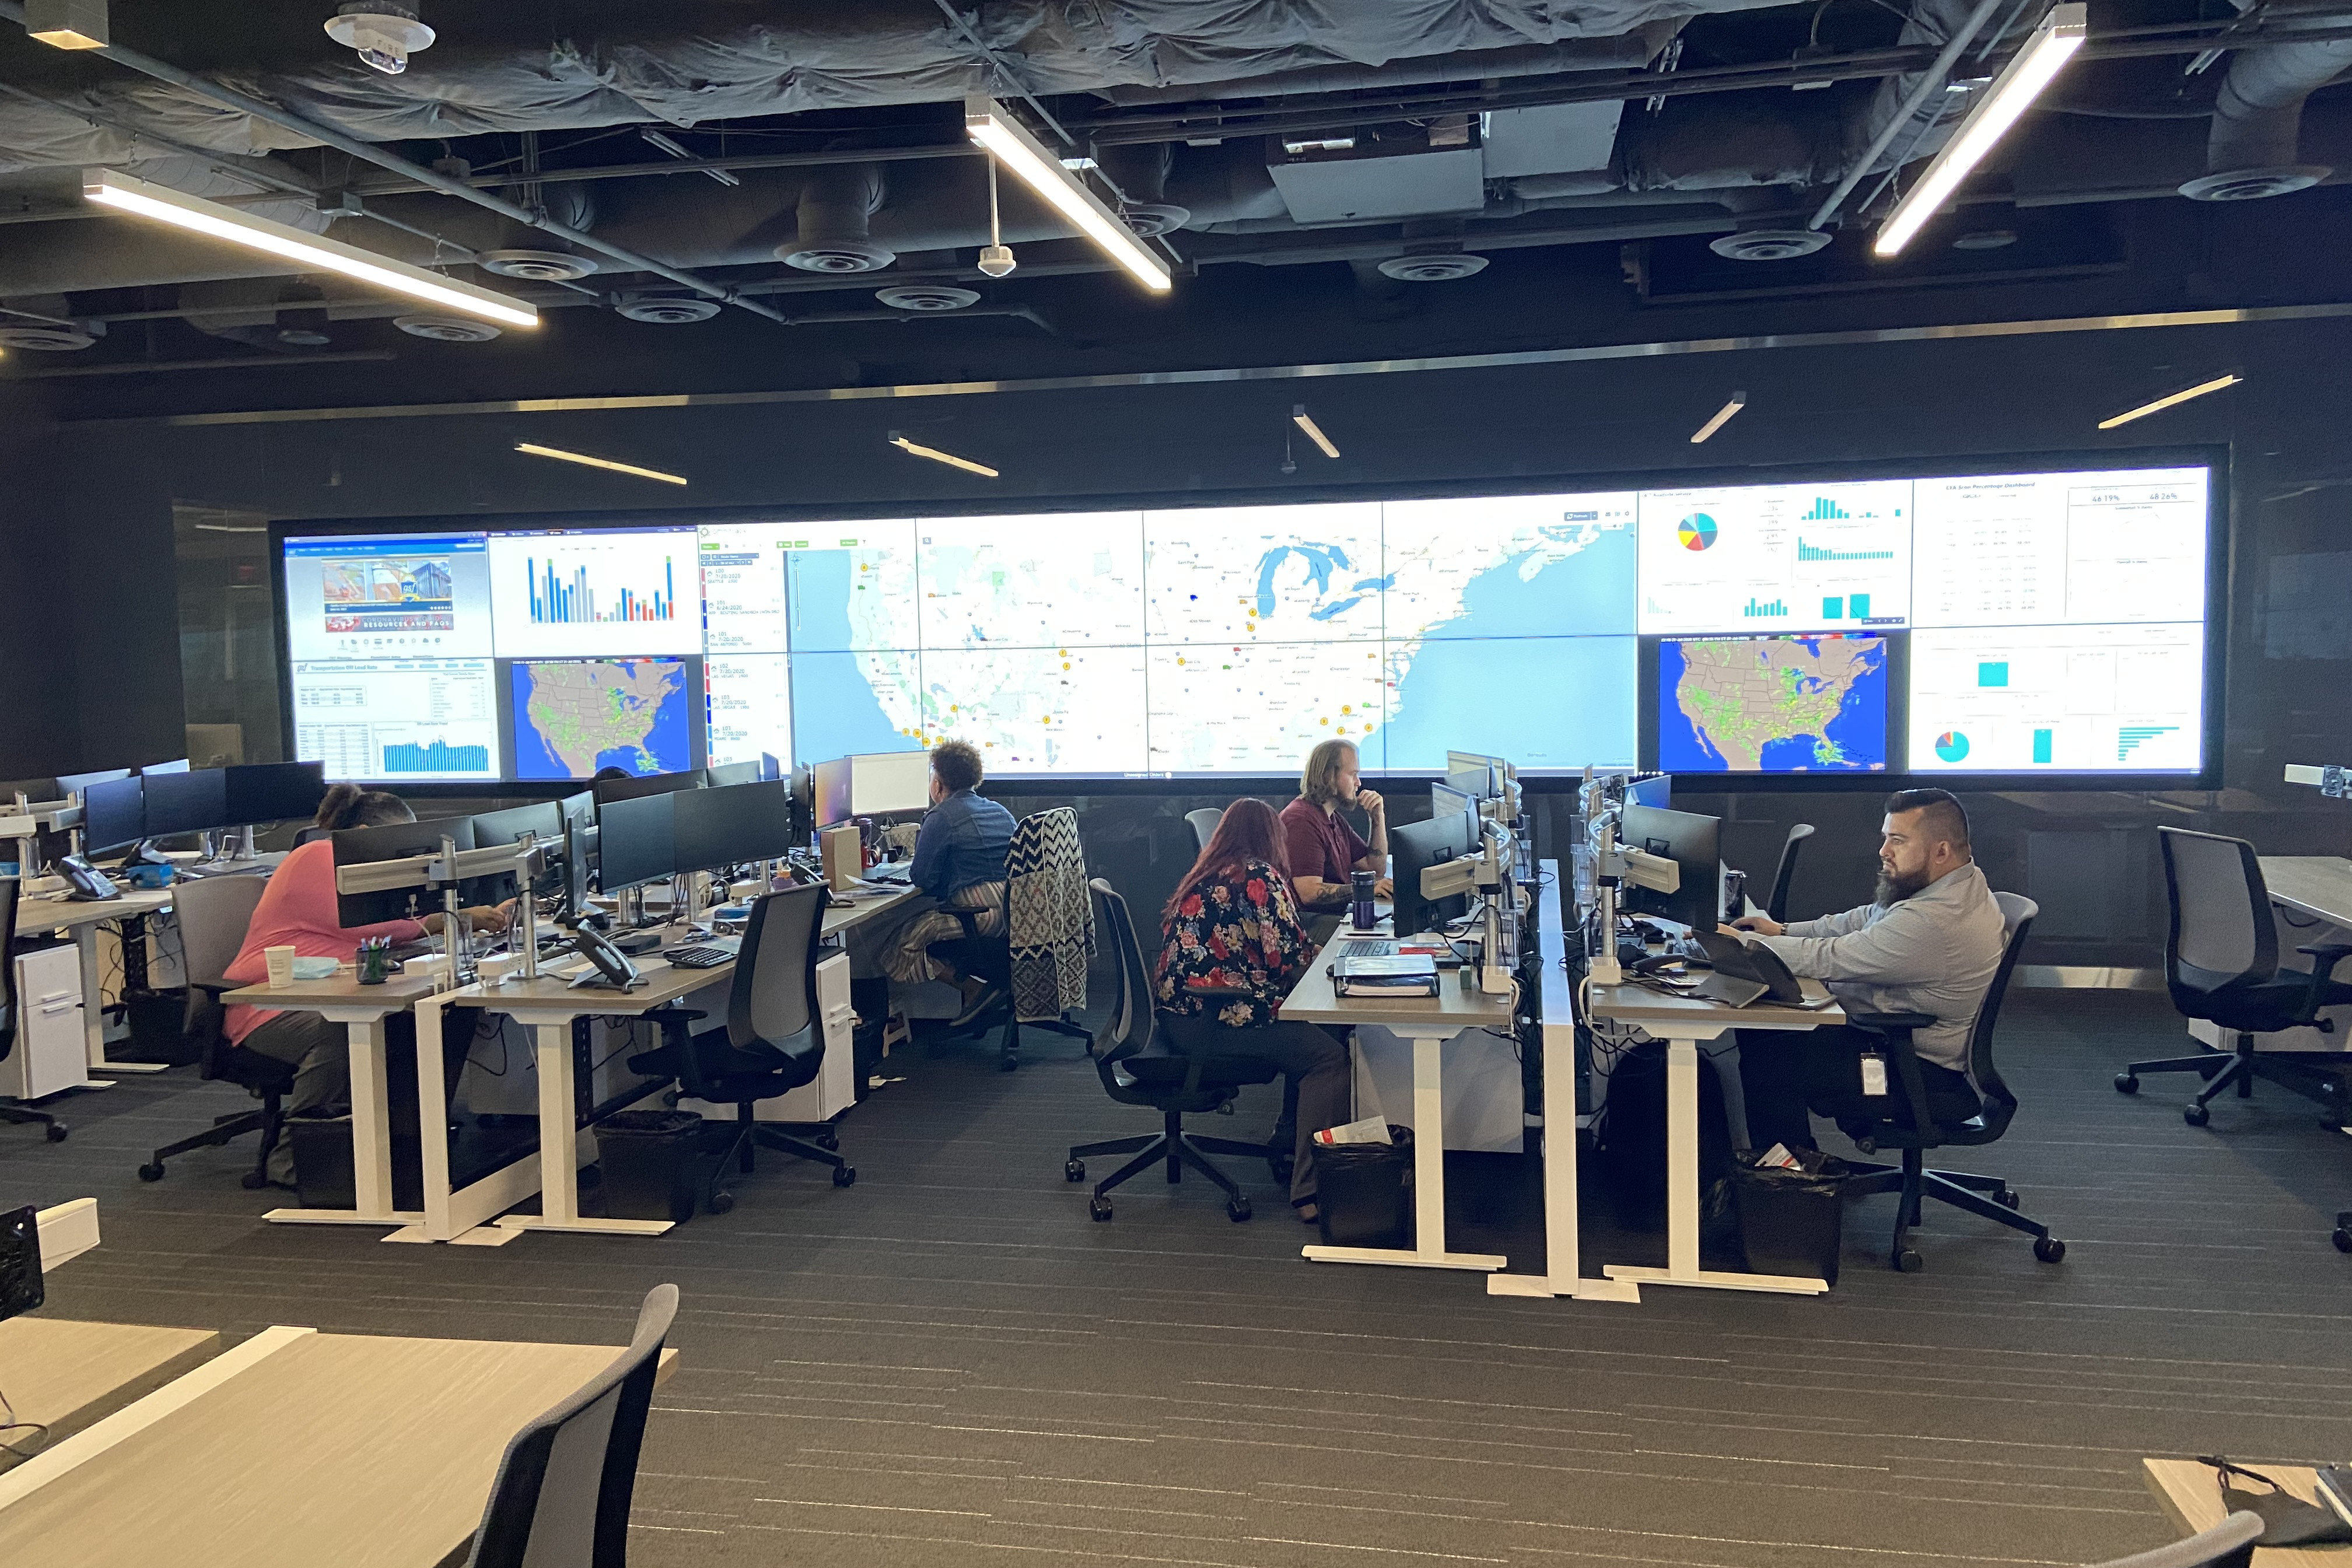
[138,872,281,1185]
[928,810,1094,1073]
[1065,878,1286,1223]
[461,1283,678,1568]
[1835,892,2066,1272]
[0,880,68,1144]
[2116,827,2352,1128]
[639,884,853,1209]
[2082,1511,2260,1568]
[1765,822,1815,924]
[1185,807,1224,856]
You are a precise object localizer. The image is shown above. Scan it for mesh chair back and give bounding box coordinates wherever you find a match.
[464,1283,678,1568]
[0,878,17,1058]
[1766,823,1814,923]
[1185,808,1223,857]
[1089,878,1156,1065]
[2158,826,2277,999]
[729,883,825,1050]
[1966,892,2039,1120]
[176,873,267,989]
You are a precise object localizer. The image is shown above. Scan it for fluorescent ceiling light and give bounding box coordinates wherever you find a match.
[2096,373,2241,430]
[83,169,540,330]
[1290,405,1340,459]
[964,96,1171,292]
[890,430,999,478]
[1872,3,2085,257]
[1689,391,1748,443]
[514,443,687,484]
[26,0,108,48]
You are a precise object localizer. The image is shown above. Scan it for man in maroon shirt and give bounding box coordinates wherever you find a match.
[1278,738,1391,911]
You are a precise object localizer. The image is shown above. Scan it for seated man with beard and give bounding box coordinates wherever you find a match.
[1723,789,2006,1151]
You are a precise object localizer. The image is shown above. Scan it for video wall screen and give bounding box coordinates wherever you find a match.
[275,454,2220,784]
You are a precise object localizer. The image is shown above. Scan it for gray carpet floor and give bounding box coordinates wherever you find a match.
[5,989,2351,1568]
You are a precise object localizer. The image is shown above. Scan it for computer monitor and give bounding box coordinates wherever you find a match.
[141,767,229,839]
[1624,773,1674,810]
[760,752,783,782]
[812,757,853,830]
[1446,751,1507,799]
[80,776,145,855]
[674,780,794,872]
[331,818,452,927]
[706,760,761,788]
[0,776,61,806]
[597,790,678,893]
[223,762,327,827]
[468,801,565,901]
[55,768,130,797]
[141,758,191,775]
[1430,782,1475,831]
[1618,803,1723,933]
[849,751,932,817]
[1391,810,1477,941]
[593,769,705,808]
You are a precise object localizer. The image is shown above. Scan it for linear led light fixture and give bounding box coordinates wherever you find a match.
[82,169,539,330]
[1690,391,1747,443]
[1291,405,1341,459]
[515,443,687,484]
[2096,372,2242,430]
[1872,3,2086,257]
[964,96,1171,293]
[890,430,999,478]
[26,0,108,48]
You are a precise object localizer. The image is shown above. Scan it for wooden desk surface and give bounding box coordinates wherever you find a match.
[0,1331,678,1568]
[220,971,439,1015]
[821,882,916,936]
[15,888,175,935]
[2260,856,2352,930]
[0,1320,221,1449]
[2143,1457,2346,1568]
[1278,928,1516,1030]
[1585,977,1844,1039]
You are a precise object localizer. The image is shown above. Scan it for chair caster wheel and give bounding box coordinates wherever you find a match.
[1090,1196,1113,1222]
[240,1171,269,1191]
[2034,1235,2067,1264]
[708,1190,735,1215]
[815,1130,839,1152]
[1892,1247,1923,1273]
[137,1161,164,1182]
[2334,1227,2352,1254]
[1996,1188,2020,1209]
[1000,1055,1020,1073]
[832,1166,857,1188]
[1269,1158,1294,1185]
[2183,1103,2210,1127]
[44,1122,66,1143]
[1227,1200,1252,1223]
[2113,1073,2138,1094]
[1065,1160,1086,1182]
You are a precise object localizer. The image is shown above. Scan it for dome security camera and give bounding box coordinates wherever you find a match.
[326,4,435,75]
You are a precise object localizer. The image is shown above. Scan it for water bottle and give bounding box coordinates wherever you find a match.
[1351,869,1378,932]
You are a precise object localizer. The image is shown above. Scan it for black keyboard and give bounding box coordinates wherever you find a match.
[1339,939,1398,959]
[660,944,735,969]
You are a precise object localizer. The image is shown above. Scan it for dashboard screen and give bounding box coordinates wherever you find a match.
[278,456,2218,783]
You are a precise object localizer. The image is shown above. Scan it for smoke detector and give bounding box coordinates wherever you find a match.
[874,284,981,313]
[1709,228,1832,262]
[479,249,597,282]
[393,313,500,342]
[615,294,721,324]
[0,321,101,351]
[977,244,1017,279]
[1376,251,1488,283]
[2179,165,2329,202]
[326,4,434,75]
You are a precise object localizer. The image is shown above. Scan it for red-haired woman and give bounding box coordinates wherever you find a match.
[1154,798,1351,1222]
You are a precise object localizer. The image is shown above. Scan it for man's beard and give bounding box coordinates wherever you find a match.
[1875,863,1932,906]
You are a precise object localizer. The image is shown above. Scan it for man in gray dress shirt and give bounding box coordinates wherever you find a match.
[1725,789,2006,1152]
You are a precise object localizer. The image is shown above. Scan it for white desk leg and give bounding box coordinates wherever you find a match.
[1305,1028,1504,1272]
[265,1016,425,1231]
[1490,1023,1639,1303]
[1604,1034,1829,1297]
[78,922,162,1075]
[494,1018,671,1240]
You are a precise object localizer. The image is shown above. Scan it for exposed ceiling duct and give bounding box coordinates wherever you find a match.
[2184,1,2352,200]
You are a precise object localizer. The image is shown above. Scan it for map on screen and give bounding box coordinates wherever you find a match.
[510,659,694,779]
[1657,634,1889,772]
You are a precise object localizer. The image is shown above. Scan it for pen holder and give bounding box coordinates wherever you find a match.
[357,939,393,986]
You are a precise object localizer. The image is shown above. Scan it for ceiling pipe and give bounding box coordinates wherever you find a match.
[0,0,797,327]
[1808,0,2009,230]
[2186,1,2352,199]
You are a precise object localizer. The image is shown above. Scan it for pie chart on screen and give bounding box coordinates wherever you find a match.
[1677,513,1718,551]
[1934,731,1971,764]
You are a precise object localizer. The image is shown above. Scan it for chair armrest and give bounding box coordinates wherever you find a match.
[1840,1009,1935,1037]
[2295,943,2352,975]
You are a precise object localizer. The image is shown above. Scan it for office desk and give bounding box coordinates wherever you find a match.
[0,1319,220,1450]
[2143,1457,2344,1568]
[1280,928,1516,1273]
[17,888,176,1079]
[0,1324,678,1567]
[220,971,442,1234]
[2261,856,2352,928]
[1581,977,1845,1297]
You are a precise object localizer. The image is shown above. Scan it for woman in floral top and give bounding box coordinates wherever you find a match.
[1154,799,1351,1219]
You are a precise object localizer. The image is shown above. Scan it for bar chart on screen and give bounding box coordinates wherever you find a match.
[487,529,704,659]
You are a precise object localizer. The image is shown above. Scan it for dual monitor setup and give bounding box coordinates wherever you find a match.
[71,761,328,860]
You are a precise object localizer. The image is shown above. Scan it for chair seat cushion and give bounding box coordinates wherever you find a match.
[675,1028,821,1102]
[215,1044,300,1096]
[2177,975,2352,1035]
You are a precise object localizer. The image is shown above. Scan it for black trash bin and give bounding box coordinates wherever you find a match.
[596,1110,708,1224]
[290,1114,424,1212]
[1730,1150,1850,1286]
[1314,1125,1415,1249]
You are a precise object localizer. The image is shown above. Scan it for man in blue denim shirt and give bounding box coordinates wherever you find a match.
[875,740,1015,1019]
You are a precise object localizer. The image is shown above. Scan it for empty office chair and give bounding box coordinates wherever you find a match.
[138,872,288,1187]
[0,880,67,1143]
[2116,826,2352,1128]
[1185,807,1224,857]
[1836,892,2064,1271]
[462,1283,680,1568]
[1065,879,1286,1223]
[1765,822,1815,924]
[639,884,853,1208]
[2081,1511,2260,1568]
[930,807,1095,1072]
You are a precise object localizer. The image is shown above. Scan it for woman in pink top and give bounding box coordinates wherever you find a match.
[226,785,510,1184]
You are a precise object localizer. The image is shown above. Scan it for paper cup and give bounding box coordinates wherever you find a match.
[264,945,298,989]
